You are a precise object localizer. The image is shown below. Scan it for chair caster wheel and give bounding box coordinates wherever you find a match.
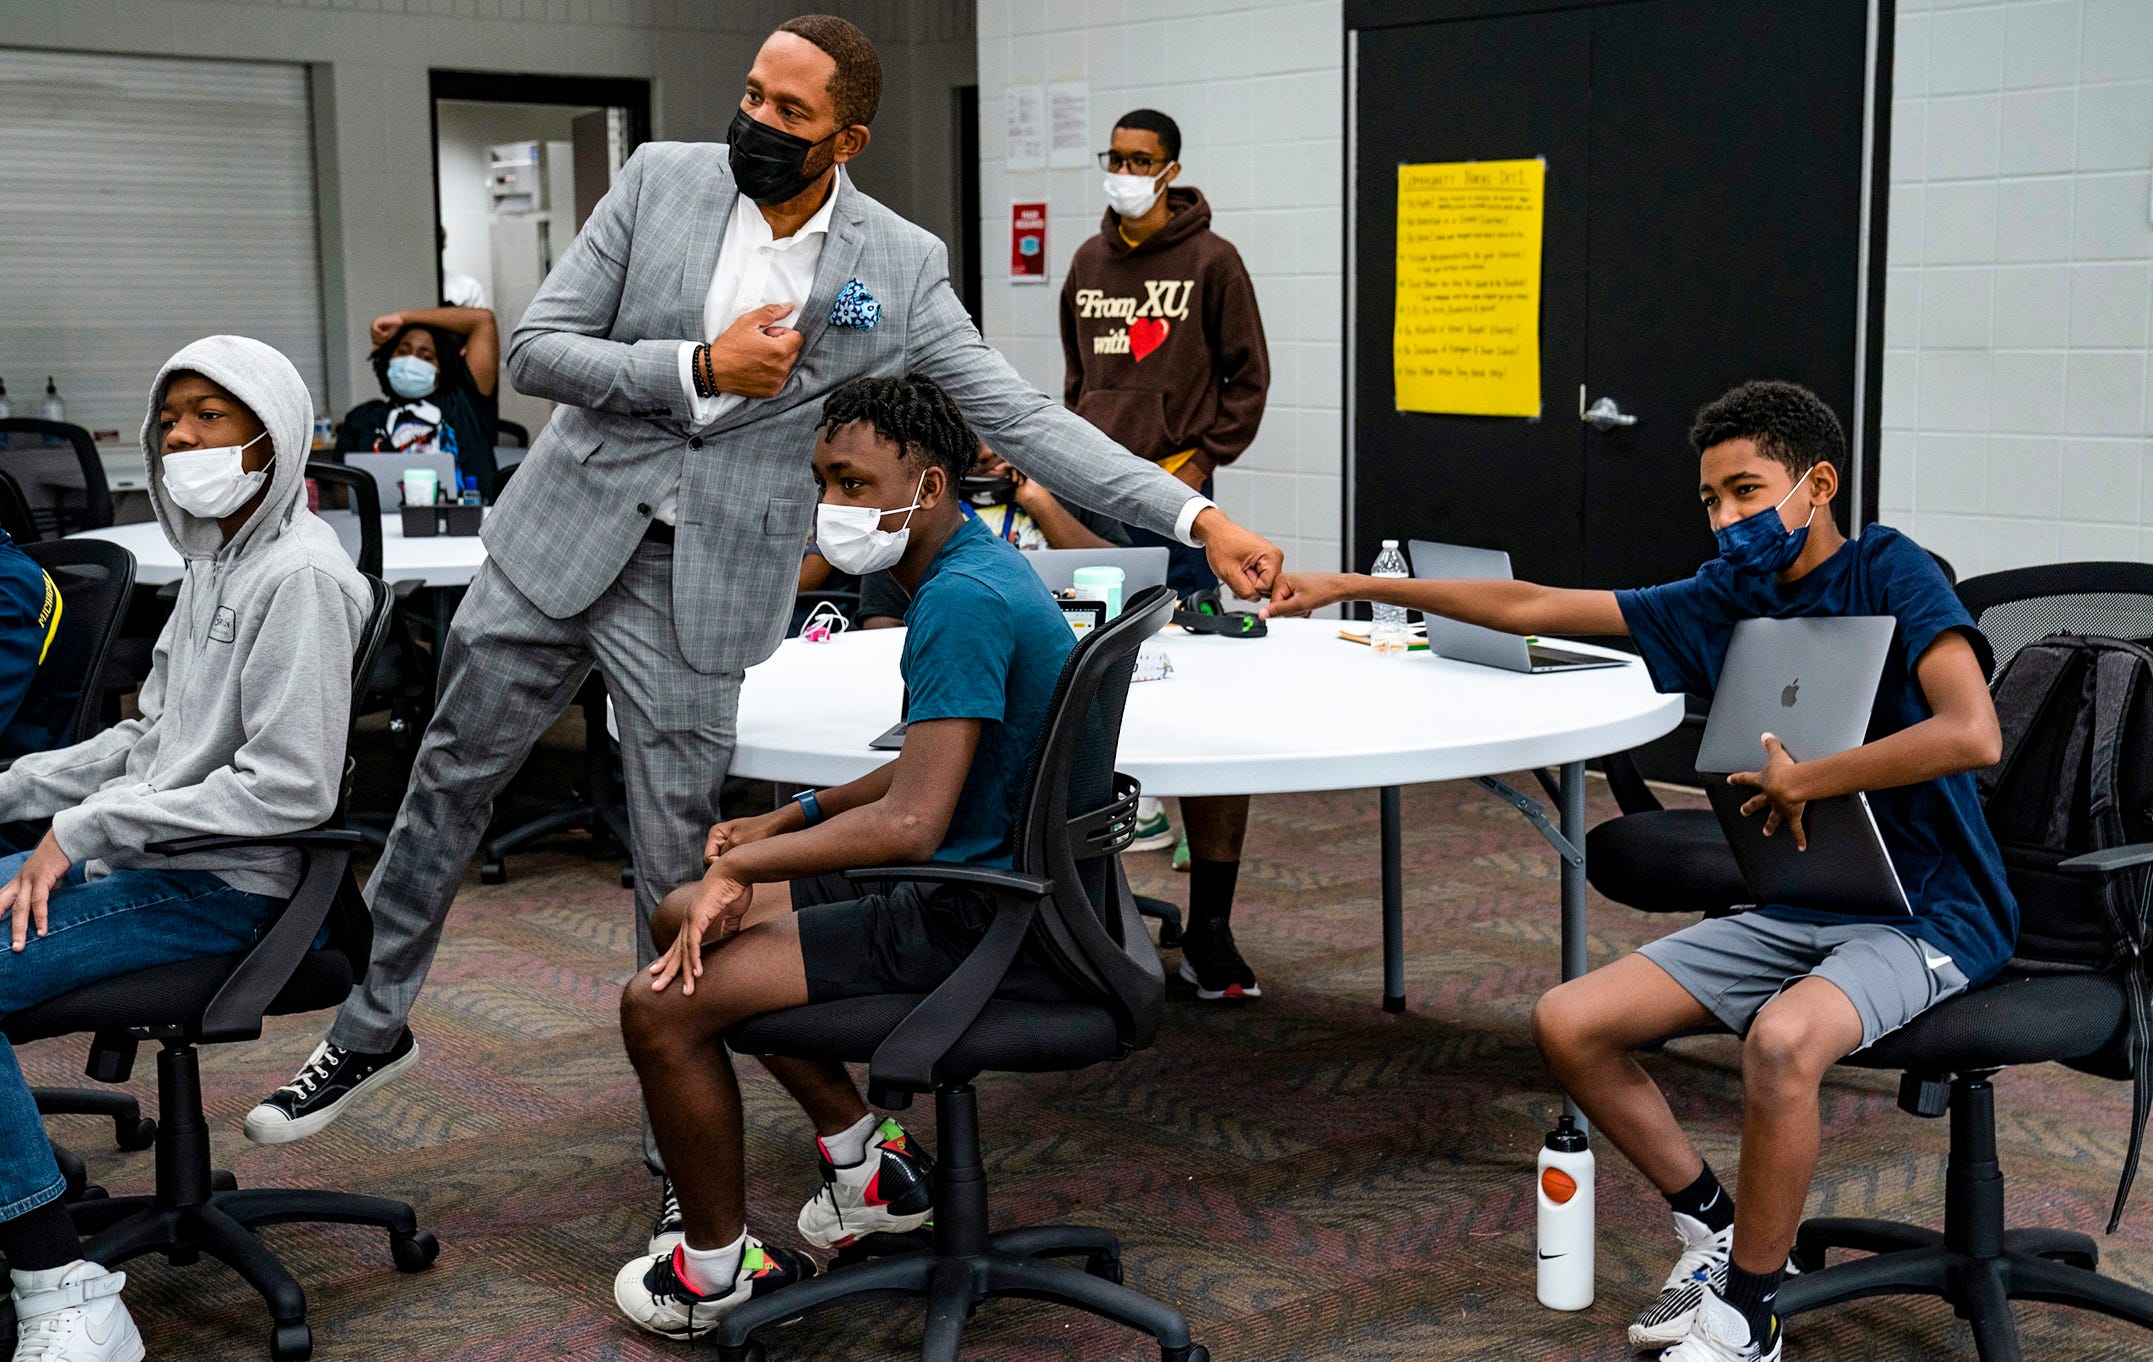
[212,1170,238,1191]
[78,1184,107,1202]
[390,1230,440,1272]
[717,1344,765,1362]
[1085,1251,1123,1285]
[1161,1347,1208,1362]
[116,1116,157,1151]
[270,1321,313,1361]
[620,866,636,890]
[480,861,507,885]
[1156,921,1183,948]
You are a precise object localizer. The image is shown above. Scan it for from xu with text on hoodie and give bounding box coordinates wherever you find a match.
[0,336,370,896]
[1059,186,1270,482]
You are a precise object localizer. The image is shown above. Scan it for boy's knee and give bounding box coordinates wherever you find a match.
[1532,983,1596,1061]
[651,884,698,951]
[1742,1007,1839,1089]
[619,978,678,1056]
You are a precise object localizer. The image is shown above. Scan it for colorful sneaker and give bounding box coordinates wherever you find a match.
[1659,1286,1782,1362]
[243,1029,418,1145]
[796,1118,935,1250]
[1171,830,1191,873]
[613,1238,814,1341]
[10,1261,146,1362]
[648,1177,685,1257]
[1629,1212,1732,1349]
[1177,919,1261,1001]
[1129,798,1176,853]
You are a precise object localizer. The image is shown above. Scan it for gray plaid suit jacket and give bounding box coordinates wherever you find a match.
[495,141,1196,675]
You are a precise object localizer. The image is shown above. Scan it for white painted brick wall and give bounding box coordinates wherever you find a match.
[1884,0,2153,575]
[976,0,1345,571]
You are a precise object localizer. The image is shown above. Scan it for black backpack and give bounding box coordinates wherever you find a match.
[1979,632,2153,1229]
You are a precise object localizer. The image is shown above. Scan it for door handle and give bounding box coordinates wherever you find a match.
[1582,396,1637,430]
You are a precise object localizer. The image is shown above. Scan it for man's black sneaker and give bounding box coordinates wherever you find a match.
[1176,920,1261,1001]
[650,1176,685,1256]
[797,1118,935,1249]
[244,1029,418,1145]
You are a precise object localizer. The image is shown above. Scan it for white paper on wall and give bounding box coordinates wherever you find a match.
[1005,84,1046,171]
[1048,80,1091,169]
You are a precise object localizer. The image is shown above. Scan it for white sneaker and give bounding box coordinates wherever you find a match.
[1628,1211,1732,1348]
[1660,1286,1783,1362]
[1128,797,1176,852]
[796,1118,935,1250]
[612,1238,814,1340]
[10,1261,146,1362]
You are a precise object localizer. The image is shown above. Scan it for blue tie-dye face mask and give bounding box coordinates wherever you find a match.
[1714,468,1816,577]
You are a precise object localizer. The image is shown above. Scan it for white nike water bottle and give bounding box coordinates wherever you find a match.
[1537,1115,1595,1310]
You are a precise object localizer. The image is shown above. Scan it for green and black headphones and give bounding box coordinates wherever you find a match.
[1173,588,1268,638]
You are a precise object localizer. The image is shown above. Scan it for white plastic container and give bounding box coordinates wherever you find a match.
[1537,1115,1595,1310]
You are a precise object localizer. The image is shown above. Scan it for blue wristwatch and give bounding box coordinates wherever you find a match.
[792,788,824,827]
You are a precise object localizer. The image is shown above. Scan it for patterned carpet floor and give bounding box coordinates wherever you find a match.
[20,769,2153,1361]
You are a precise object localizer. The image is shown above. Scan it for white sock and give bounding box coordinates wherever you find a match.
[819,1113,880,1167]
[675,1233,746,1295]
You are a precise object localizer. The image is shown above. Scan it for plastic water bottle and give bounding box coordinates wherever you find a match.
[460,475,482,507]
[1370,539,1410,656]
[39,377,63,423]
[1537,1115,1595,1310]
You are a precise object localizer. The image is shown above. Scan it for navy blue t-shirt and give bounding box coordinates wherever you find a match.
[0,532,60,759]
[1616,526,2018,984]
[900,514,1076,867]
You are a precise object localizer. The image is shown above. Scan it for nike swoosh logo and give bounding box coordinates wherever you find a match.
[1699,1189,1721,1211]
[1538,1252,1565,1260]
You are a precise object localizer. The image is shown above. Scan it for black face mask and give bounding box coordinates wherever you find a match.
[960,474,1016,507]
[726,108,838,206]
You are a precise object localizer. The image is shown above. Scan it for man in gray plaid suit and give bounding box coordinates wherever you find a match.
[244,15,1282,1192]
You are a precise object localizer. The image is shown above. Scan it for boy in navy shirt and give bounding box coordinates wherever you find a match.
[610,372,1082,1338]
[0,531,64,760]
[1264,381,2012,1362]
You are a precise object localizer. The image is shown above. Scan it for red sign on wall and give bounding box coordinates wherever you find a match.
[1011,202,1047,283]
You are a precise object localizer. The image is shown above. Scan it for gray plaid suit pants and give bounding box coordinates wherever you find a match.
[328,542,739,1168]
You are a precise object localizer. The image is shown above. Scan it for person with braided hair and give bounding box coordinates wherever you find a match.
[610,371,1090,1334]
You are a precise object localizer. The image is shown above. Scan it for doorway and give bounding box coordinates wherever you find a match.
[429,72,650,442]
[1346,0,1888,591]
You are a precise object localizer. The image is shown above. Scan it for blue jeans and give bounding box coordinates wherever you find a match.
[1,854,280,1222]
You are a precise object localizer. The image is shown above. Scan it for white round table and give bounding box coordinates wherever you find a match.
[70,514,489,588]
[733,617,1683,1014]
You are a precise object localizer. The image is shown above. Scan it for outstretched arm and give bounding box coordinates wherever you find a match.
[1264,571,1627,636]
[372,306,499,396]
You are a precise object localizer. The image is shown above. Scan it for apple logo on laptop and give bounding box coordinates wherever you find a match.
[1781,677,1800,708]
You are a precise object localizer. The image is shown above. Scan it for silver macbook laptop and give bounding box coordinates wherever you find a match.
[1699,616,1910,916]
[1405,540,1626,673]
[343,452,459,510]
[1025,547,1171,597]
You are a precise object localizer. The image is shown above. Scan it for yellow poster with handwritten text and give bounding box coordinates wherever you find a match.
[1393,159,1544,417]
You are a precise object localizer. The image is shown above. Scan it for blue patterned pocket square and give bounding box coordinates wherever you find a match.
[830,278,881,330]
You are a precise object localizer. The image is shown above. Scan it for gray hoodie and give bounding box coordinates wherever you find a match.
[0,336,370,897]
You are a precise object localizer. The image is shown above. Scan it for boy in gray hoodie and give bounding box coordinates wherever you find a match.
[0,336,368,1362]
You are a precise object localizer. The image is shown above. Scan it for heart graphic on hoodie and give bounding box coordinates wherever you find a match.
[1128,317,1170,362]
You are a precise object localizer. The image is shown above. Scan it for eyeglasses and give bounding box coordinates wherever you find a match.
[1097,151,1169,175]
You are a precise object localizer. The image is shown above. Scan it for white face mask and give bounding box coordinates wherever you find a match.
[815,472,926,576]
[162,430,271,518]
[1103,169,1169,219]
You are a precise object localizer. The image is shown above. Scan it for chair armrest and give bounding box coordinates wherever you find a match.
[840,863,1052,897]
[197,838,358,1042]
[155,581,180,603]
[148,829,367,856]
[864,887,1050,1103]
[2058,843,2153,876]
[392,579,424,601]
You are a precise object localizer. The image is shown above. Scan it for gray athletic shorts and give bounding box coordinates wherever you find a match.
[1637,913,1971,1050]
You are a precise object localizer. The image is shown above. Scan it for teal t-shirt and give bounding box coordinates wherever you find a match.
[900,514,1076,867]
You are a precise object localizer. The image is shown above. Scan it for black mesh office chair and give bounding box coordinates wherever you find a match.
[711,586,1207,1362]
[9,541,158,1159]
[494,419,529,450]
[0,467,41,545]
[6,577,440,1362]
[306,462,435,775]
[0,418,114,536]
[1586,549,1962,919]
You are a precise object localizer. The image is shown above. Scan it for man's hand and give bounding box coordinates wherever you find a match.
[703,303,805,400]
[369,313,407,346]
[1260,572,1358,620]
[1008,468,1056,517]
[647,868,755,995]
[704,810,791,865]
[1191,507,1283,600]
[1729,733,1809,851]
[4,829,72,953]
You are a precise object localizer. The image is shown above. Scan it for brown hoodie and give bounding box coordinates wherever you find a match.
[1059,187,1269,478]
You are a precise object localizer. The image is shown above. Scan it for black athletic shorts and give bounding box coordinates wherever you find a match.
[791,870,1087,1006]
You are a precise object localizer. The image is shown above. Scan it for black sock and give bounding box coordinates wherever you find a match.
[1187,858,1241,929]
[1664,1162,1735,1233]
[0,1198,80,1273]
[1720,1259,1784,1346]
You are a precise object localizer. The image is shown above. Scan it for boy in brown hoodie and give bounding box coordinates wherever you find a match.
[1060,108,1271,1001]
